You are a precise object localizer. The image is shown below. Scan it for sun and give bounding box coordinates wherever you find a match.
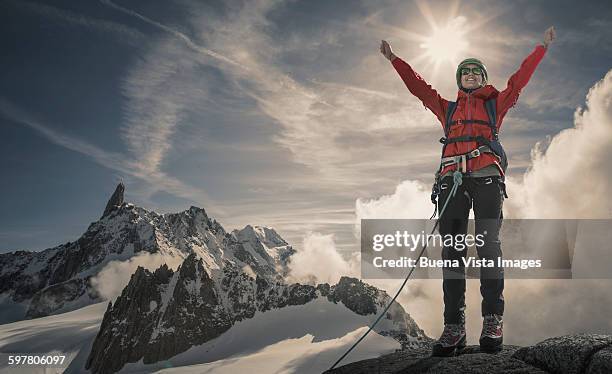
[382,1,503,81]
[420,16,469,65]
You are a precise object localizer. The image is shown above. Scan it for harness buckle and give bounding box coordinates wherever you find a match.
[469,148,481,158]
[460,154,467,173]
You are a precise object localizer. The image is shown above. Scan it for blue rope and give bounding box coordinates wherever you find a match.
[328,171,463,371]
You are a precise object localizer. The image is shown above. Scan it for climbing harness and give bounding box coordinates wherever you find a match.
[328,170,465,371]
[440,144,497,172]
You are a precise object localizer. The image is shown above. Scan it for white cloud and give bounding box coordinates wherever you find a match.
[90,251,183,301]
[99,0,244,176]
[99,0,241,67]
[119,39,198,174]
[286,232,359,285]
[505,69,612,219]
[356,180,433,220]
[188,0,444,185]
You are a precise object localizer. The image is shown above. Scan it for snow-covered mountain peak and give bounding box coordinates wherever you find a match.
[0,184,294,323]
[235,224,288,247]
[232,225,296,273]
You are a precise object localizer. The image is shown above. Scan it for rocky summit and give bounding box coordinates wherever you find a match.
[325,334,612,374]
[102,182,125,218]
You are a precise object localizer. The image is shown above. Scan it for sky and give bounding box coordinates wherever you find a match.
[1,0,611,254]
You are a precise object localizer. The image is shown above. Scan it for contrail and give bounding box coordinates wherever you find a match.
[99,0,242,68]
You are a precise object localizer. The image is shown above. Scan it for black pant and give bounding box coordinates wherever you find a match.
[437,175,505,324]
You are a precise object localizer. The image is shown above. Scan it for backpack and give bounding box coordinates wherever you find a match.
[441,97,508,174]
[430,98,508,209]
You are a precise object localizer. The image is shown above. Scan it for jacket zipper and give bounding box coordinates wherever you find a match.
[468,94,472,122]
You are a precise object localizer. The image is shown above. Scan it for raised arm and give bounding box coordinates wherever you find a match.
[380,40,448,126]
[496,27,556,124]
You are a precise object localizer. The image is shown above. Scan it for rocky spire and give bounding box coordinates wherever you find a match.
[102,182,125,218]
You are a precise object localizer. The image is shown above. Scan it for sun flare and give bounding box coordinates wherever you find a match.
[420,16,469,65]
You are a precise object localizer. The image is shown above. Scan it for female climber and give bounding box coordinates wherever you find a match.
[379,26,556,356]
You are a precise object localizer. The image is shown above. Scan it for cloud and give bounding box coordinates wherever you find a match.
[286,232,359,285]
[193,0,443,184]
[0,0,234,212]
[504,69,612,219]
[99,0,241,67]
[87,0,449,238]
[356,180,433,220]
[90,251,184,301]
[43,0,559,237]
[19,0,441,206]
[96,0,250,178]
[90,0,250,211]
[119,38,202,174]
[500,70,612,344]
[4,0,237,212]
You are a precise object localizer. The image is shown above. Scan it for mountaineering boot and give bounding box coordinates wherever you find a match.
[432,323,466,357]
[480,314,503,352]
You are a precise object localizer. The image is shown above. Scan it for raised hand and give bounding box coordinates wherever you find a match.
[380,40,396,61]
[543,26,556,48]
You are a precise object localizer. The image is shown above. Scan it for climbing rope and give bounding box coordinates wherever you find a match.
[328,171,463,371]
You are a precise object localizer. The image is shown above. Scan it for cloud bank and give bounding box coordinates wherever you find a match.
[505,69,612,219]
[286,232,359,286]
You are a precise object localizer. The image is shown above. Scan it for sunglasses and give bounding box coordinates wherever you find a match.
[460,67,483,76]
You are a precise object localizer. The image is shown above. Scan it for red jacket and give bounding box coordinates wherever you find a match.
[392,45,547,177]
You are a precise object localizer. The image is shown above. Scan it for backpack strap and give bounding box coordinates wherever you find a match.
[484,98,498,140]
[444,101,458,137]
[448,119,491,126]
[440,135,490,145]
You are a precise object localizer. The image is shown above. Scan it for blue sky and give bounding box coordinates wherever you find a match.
[1,0,611,253]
